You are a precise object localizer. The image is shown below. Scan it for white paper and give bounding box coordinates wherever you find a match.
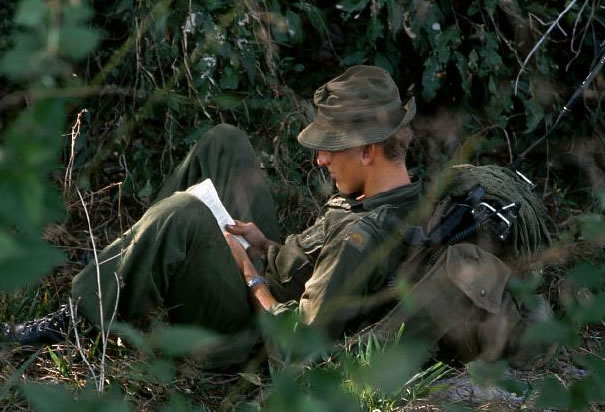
[186,179,250,249]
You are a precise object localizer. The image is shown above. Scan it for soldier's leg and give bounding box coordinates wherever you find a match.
[155,124,281,242]
[72,192,252,334]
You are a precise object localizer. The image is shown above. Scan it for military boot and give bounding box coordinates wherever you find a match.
[0,305,71,345]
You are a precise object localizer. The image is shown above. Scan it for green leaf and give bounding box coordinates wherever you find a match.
[241,50,256,85]
[15,0,47,27]
[214,93,244,110]
[535,377,571,409]
[485,0,499,16]
[112,322,150,353]
[573,354,605,402]
[524,99,544,133]
[306,368,361,411]
[466,2,480,17]
[578,214,605,242]
[203,0,227,11]
[0,230,21,262]
[0,34,41,80]
[374,52,394,74]
[0,236,64,290]
[367,16,384,45]
[63,2,95,24]
[286,9,303,44]
[567,261,605,289]
[20,383,76,412]
[149,359,176,384]
[434,26,461,65]
[336,0,370,13]
[269,11,289,43]
[572,293,605,324]
[137,179,153,198]
[47,347,69,376]
[352,339,430,394]
[454,52,471,94]
[522,319,577,346]
[342,50,367,65]
[468,49,478,71]
[21,383,133,411]
[259,310,330,360]
[220,65,240,90]
[468,359,507,386]
[296,3,327,37]
[160,394,207,412]
[386,0,404,36]
[59,26,101,60]
[595,191,605,211]
[149,325,219,356]
[422,56,442,101]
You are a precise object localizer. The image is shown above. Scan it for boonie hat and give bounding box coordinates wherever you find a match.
[297,65,415,151]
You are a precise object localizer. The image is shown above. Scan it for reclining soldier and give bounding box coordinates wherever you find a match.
[1,66,553,368]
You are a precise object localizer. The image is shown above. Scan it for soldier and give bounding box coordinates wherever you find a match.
[1,66,553,368]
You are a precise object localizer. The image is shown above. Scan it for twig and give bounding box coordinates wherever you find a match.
[499,126,514,164]
[68,297,98,389]
[566,0,592,71]
[98,272,121,391]
[515,0,578,95]
[64,109,88,192]
[488,12,523,69]
[76,189,107,392]
[543,140,551,201]
[118,182,124,239]
[569,0,590,54]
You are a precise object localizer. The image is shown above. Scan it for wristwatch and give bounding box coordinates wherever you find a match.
[246,275,268,289]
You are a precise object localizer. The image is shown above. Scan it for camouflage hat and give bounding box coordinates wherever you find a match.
[297,65,415,151]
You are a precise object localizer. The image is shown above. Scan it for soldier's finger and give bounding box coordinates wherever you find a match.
[225,224,244,235]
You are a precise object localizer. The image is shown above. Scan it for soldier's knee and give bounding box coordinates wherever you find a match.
[151,192,214,226]
[204,123,249,147]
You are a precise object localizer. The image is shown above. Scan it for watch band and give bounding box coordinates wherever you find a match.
[246,275,268,289]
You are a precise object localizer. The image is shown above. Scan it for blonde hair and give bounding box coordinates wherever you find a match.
[380,126,413,163]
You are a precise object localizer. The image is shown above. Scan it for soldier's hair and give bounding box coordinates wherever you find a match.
[380,125,413,164]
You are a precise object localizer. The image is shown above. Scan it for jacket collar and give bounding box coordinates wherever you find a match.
[326,178,422,211]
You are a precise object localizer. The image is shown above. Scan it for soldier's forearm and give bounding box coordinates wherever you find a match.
[249,283,277,312]
[241,260,277,312]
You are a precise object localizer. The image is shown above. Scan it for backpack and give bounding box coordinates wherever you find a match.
[350,164,555,368]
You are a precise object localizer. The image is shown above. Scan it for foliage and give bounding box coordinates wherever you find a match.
[1,0,605,410]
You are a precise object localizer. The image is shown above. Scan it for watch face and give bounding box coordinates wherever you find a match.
[247,276,267,289]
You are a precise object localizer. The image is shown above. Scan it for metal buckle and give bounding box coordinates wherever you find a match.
[472,201,520,241]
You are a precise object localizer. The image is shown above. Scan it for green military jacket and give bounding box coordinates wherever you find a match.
[263,180,422,338]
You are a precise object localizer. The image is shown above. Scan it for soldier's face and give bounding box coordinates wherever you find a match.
[316,147,366,195]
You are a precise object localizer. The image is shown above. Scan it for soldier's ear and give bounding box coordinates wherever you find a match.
[360,144,376,165]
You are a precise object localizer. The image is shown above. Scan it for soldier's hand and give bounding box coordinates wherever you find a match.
[226,220,272,254]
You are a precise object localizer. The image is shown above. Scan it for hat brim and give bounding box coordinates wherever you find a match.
[297,97,416,151]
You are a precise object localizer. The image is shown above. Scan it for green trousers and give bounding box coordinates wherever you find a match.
[71,124,280,334]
